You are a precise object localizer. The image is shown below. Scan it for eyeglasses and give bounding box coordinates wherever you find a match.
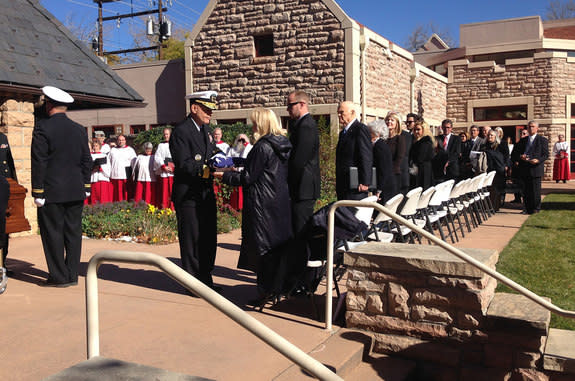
[287,102,301,109]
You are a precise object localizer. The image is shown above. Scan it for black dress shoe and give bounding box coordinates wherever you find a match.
[39,280,77,288]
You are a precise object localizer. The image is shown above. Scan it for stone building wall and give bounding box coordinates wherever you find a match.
[446,54,575,179]
[414,69,448,125]
[191,0,346,109]
[365,41,411,115]
[0,99,36,234]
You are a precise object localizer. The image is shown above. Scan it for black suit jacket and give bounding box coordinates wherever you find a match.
[31,113,92,202]
[288,114,320,201]
[170,117,216,205]
[511,135,549,178]
[335,119,373,199]
[435,133,461,179]
[0,132,17,181]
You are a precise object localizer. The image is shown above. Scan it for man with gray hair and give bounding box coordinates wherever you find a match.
[511,121,548,214]
[335,101,373,200]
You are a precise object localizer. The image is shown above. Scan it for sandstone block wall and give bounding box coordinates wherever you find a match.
[365,42,411,114]
[192,0,346,109]
[447,55,575,180]
[0,99,36,234]
[344,243,554,379]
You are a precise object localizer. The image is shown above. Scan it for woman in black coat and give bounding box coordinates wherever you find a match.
[215,108,293,296]
[385,113,406,195]
[480,129,507,211]
[409,121,435,190]
[367,119,396,204]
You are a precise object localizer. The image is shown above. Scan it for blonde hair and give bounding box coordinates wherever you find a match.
[385,112,402,137]
[415,121,435,146]
[250,107,284,142]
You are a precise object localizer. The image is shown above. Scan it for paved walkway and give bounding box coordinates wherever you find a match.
[1,181,573,380]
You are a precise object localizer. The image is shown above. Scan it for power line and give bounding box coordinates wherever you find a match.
[173,0,202,16]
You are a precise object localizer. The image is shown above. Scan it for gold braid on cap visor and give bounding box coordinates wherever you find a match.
[194,99,218,110]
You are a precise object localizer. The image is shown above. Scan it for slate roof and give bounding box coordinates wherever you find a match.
[0,0,144,109]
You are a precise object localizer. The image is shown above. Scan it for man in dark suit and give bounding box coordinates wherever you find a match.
[434,119,461,181]
[170,91,220,292]
[511,121,549,214]
[400,113,417,194]
[31,86,92,287]
[335,101,373,200]
[0,132,17,270]
[460,125,480,179]
[286,90,320,235]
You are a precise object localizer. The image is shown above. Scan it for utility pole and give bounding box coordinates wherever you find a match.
[92,0,171,59]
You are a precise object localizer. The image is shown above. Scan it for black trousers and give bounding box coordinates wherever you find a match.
[523,176,542,214]
[175,197,217,287]
[38,201,84,283]
[0,177,8,263]
[289,199,316,285]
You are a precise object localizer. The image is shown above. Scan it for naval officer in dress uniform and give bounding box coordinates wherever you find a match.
[31,86,92,287]
[170,91,221,292]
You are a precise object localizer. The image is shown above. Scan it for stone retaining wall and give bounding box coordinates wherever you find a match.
[344,242,559,380]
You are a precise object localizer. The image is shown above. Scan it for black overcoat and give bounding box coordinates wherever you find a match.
[372,139,396,203]
[223,134,293,271]
[410,135,435,190]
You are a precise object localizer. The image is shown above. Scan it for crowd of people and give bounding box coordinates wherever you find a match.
[0,85,571,298]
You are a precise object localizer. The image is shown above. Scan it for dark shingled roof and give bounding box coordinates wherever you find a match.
[0,0,144,109]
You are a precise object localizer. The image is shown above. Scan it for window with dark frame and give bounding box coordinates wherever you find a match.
[473,105,528,122]
[254,34,274,57]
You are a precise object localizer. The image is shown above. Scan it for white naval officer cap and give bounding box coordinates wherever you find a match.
[42,86,74,104]
[186,90,218,110]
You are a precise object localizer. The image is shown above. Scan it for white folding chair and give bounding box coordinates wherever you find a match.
[392,187,424,243]
[367,193,404,242]
[427,180,456,243]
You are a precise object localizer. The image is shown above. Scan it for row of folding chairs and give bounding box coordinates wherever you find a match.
[360,170,498,245]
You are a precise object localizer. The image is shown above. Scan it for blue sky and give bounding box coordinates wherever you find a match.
[41,0,550,52]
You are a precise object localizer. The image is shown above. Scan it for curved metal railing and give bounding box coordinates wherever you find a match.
[86,250,343,381]
[324,200,575,331]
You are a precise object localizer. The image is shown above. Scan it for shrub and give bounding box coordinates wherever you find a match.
[82,199,241,243]
[133,126,172,153]
[317,115,337,209]
[212,122,253,146]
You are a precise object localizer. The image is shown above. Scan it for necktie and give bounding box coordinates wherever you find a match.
[525,137,532,154]
[443,136,448,149]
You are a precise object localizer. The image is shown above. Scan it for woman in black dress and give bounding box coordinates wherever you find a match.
[385,112,406,195]
[409,121,435,190]
[367,119,396,204]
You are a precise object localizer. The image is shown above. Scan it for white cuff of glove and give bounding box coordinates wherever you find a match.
[86,192,91,198]
[34,198,46,207]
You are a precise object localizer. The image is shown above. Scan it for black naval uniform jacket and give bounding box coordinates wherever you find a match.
[169,117,217,205]
[0,132,17,182]
[31,113,92,202]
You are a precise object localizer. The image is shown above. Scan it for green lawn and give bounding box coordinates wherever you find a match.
[496,193,575,330]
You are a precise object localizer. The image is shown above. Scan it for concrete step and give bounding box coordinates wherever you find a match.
[273,329,371,381]
[42,356,214,381]
[485,292,550,335]
[543,328,575,375]
[344,353,417,381]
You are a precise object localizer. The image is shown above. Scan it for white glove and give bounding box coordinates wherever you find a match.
[86,192,91,198]
[34,198,46,207]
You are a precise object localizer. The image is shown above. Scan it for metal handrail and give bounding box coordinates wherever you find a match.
[86,251,343,381]
[324,200,575,331]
